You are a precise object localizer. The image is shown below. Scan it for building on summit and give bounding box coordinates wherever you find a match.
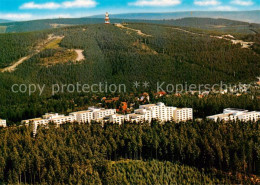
[105,12,110,24]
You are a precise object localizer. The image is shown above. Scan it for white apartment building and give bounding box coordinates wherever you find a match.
[22,113,76,135]
[207,108,260,122]
[237,111,260,122]
[207,113,235,122]
[20,103,193,135]
[0,119,6,127]
[69,110,93,123]
[126,113,145,123]
[139,102,175,121]
[109,114,125,125]
[69,107,116,123]
[173,108,193,122]
[139,102,192,122]
[134,109,152,122]
[166,106,177,121]
[88,107,116,120]
[49,115,75,125]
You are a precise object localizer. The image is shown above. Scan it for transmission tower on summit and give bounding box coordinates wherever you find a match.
[105,12,110,24]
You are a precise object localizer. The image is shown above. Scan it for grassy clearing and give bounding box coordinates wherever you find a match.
[44,38,63,49]
[133,40,158,54]
[0,26,7,33]
[40,48,77,66]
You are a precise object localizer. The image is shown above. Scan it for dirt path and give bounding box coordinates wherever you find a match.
[115,23,152,37]
[74,49,85,61]
[1,34,64,72]
[1,56,30,72]
[170,27,254,49]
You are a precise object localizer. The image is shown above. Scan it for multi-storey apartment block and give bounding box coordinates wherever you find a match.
[22,113,76,135]
[88,107,116,120]
[109,114,125,125]
[137,102,192,123]
[70,107,116,123]
[134,109,152,122]
[0,119,6,127]
[69,110,94,123]
[173,108,193,122]
[126,113,145,123]
[21,102,193,135]
[207,108,260,122]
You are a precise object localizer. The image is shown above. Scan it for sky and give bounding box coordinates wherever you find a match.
[0,0,259,20]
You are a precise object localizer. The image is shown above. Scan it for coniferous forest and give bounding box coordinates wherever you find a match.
[0,20,259,184]
[0,120,259,184]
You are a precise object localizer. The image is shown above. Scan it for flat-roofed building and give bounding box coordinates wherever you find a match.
[126,113,145,123]
[22,117,48,125]
[237,111,260,122]
[69,110,93,123]
[40,113,75,125]
[134,109,152,122]
[139,102,177,122]
[88,107,116,120]
[207,113,236,122]
[139,103,158,119]
[173,108,193,122]
[51,115,75,125]
[223,108,247,115]
[22,113,76,136]
[0,119,7,127]
[109,114,125,125]
[207,109,260,122]
[166,106,177,121]
[139,102,192,122]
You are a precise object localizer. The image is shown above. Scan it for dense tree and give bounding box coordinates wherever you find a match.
[0,120,259,184]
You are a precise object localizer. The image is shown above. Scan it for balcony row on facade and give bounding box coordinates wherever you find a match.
[21,102,193,134]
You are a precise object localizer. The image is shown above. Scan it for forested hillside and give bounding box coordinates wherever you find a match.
[0,32,47,68]
[0,21,259,184]
[0,120,259,184]
[156,18,260,34]
[0,23,259,124]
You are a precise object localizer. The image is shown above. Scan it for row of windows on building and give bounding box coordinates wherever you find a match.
[21,102,193,134]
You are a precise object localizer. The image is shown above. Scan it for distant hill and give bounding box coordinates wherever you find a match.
[0,19,12,23]
[1,17,259,34]
[0,18,147,33]
[0,18,105,33]
[152,17,260,34]
[90,10,260,24]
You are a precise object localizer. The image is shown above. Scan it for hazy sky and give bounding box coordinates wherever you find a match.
[0,0,259,20]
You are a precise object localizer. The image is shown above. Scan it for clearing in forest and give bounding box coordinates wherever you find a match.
[115,23,152,37]
[0,34,73,72]
[1,56,30,72]
[170,27,254,49]
[133,40,157,54]
[0,26,6,33]
[50,24,72,28]
[74,49,85,61]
